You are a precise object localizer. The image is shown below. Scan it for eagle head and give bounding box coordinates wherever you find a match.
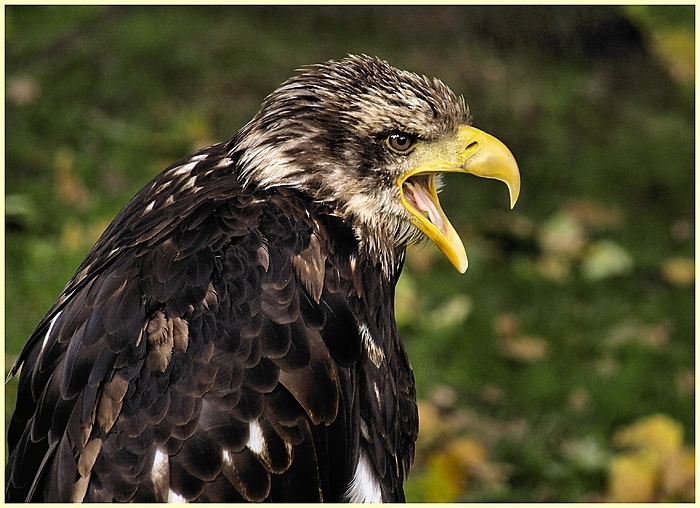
[235,55,520,274]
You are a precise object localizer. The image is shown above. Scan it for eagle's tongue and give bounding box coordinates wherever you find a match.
[403,180,446,235]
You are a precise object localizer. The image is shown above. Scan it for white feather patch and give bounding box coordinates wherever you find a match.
[152,449,187,503]
[182,175,198,191]
[358,323,385,368]
[142,200,155,215]
[343,451,383,503]
[40,310,63,354]
[152,448,168,485]
[169,161,198,178]
[373,381,381,411]
[168,489,187,503]
[247,420,266,456]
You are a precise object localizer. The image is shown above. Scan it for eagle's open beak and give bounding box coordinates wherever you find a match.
[398,125,521,273]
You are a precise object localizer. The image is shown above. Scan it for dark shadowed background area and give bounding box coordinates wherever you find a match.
[5,5,694,502]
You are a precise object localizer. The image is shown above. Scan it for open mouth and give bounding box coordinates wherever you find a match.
[398,170,467,272]
[401,174,448,237]
[395,125,520,273]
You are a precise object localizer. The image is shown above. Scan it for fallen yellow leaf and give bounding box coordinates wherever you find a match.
[538,213,586,258]
[416,400,442,448]
[423,450,465,502]
[614,413,683,456]
[581,240,634,280]
[608,451,658,502]
[498,335,549,362]
[661,257,694,287]
[450,437,487,468]
[609,414,695,502]
[661,448,695,501]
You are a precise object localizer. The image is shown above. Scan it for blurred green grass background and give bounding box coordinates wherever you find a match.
[5,5,694,502]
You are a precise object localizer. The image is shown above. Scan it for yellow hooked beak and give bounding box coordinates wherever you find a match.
[398,125,521,273]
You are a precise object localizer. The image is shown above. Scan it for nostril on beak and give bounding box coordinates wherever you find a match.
[465,141,478,152]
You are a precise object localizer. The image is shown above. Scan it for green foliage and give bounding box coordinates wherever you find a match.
[5,5,694,501]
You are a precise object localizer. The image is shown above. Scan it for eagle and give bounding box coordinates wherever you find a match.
[6,55,520,503]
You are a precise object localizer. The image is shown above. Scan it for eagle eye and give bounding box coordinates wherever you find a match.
[386,132,415,154]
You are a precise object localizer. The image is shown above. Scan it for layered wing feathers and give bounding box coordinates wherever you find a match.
[6,146,366,502]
